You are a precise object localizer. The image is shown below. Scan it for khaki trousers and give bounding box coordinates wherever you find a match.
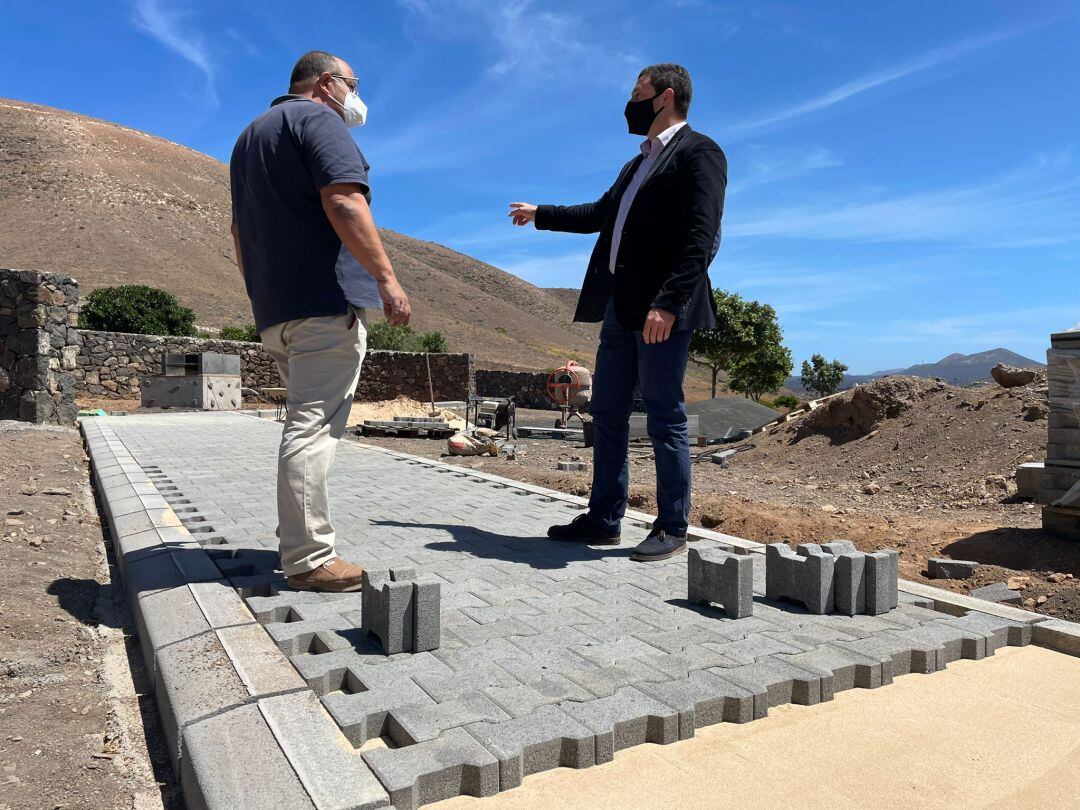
[260,309,366,575]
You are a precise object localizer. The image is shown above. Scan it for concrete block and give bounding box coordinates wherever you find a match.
[413,662,520,703]
[765,543,796,602]
[865,550,900,615]
[794,545,835,614]
[937,612,1032,650]
[134,584,212,682]
[927,558,979,580]
[561,662,669,698]
[722,657,825,709]
[836,633,942,675]
[556,461,588,472]
[361,727,499,810]
[264,612,356,657]
[636,669,760,737]
[823,550,866,616]
[259,691,390,810]
[362,568,441,654]
[154,630,252,766]
[386,692,510,746]
[970,582,1024,606]
[1032,618,1080,657]
[413,578,442,653]
[782,642,889,693]
[323,680,437,747]
[687,547,753,618]
[1015,462,1044,499]
[465,704,595,790]
[189,580,254,629]
[181,703,316,810]
[561,686,680,764]
[216,623,307,696]
[893,623,988,664]
[482,674,592,718]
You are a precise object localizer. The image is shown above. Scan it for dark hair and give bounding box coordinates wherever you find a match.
[290,51,340,92]
[639,63,692,117]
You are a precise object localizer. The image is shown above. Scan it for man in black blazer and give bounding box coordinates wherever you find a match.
[509,63,727,561]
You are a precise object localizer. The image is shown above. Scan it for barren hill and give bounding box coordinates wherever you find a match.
[0,98,598,369]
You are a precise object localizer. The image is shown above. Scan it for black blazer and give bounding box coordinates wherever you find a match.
[535,125,727,332]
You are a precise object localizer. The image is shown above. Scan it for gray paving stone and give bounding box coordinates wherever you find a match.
[927,558,979,579]
[822,550,866,616]
[323,680,437,747]
[413,662,520,703]
[561,686,680,764]
[465,704,595,790]
[635,669,761,736]
[561,662,669,698]
[259,691,390,810]
[483,673,592,718]
[181,704,316,810]
[687,547,753,618]
[361,727,499,810]
[134,584,212,682]
[153,630,253,765]
[723,657,825,709]
[217,623,307,696]
[386,692,510,746]
[970,582,1024,606]
[865,550,900,614]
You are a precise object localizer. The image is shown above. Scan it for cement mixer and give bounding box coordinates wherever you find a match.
[546,361,593,436]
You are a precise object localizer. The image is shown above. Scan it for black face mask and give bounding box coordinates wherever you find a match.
[624,93,661,136]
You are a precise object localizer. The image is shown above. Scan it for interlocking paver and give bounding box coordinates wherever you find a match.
[89,412,1038,808]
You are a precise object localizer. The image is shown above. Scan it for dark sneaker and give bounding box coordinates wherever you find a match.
[547,513,621,545]
[287,557,365,592]
[631,528,687,561]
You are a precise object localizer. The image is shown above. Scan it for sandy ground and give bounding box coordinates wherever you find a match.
[0,422,177,810]
[435,645,1080,809]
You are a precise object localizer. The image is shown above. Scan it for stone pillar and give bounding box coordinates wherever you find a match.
[1042,330,1080,539]
[0,269,80,425]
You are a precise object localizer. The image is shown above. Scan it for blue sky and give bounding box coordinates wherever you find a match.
[3,1,1079,373]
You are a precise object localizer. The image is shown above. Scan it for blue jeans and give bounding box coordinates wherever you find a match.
[587,300,692,536]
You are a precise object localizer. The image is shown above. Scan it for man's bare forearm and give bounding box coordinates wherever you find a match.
[321,188,396,282]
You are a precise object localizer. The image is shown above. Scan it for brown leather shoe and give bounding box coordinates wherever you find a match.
[287,557,365,593]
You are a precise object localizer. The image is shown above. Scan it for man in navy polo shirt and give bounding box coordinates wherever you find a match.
[230,50,410,593]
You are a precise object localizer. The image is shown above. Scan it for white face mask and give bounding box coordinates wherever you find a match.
[330,77,367,128]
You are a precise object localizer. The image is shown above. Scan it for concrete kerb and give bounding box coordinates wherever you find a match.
[79,418,391,810]
[328,427,1080,659]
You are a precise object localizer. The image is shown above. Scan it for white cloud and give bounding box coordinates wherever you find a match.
[725,23,1045,139]
[729,153,1080,248]
[730,145,841,193]
[132,0,217,104]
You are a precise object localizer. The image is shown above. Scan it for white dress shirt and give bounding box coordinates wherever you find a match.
[608,120,688,274]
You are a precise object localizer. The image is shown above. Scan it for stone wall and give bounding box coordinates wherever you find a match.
[75,329,474,403]
[0,269,80,424]
[475,369,554,410]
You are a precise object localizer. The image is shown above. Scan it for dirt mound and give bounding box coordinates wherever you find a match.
[797,376,944,443]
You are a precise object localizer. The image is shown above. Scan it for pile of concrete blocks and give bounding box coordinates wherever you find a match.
[1042,330,1080,540]
[140,352,242,411]
[765,541,899,616]
[361,567,441,654]
[687,547,753,618]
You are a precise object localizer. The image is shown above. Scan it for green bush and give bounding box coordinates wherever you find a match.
[78,285,196,337]
[219,324,260,343]
[770,394,801,410]
[366,321,448,353]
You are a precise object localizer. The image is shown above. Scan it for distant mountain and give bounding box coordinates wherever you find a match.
[786,348,1045,395]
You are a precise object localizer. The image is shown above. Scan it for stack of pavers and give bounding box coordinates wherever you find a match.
[765,541,899,616]
[140,352,242,411]
[361,415,454,439]
[1042,329,1080,540]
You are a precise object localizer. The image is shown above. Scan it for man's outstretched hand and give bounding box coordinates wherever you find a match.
[508,202,537,227]
[379,277,411,326]
[643,308,676,344]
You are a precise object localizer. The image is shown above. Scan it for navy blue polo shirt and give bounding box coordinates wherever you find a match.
[230,95,377,333]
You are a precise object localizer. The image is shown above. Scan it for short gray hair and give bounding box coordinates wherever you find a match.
[290,51,340,92]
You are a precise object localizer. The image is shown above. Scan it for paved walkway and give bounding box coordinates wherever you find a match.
[96,412,1042,809]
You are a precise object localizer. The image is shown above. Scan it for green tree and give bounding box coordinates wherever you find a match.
[219,324,260,342]
[769,394,801,410]
[689,290,791,398]
[799,353,849,397]
[728,343,793,401]
[366,321,448,353]
[78,285,196,337]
